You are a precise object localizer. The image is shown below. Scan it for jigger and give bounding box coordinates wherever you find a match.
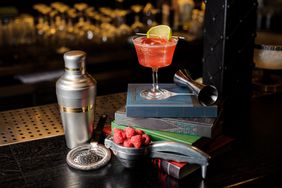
[174,69,218,106]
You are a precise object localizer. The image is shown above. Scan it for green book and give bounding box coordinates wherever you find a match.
[111,121,201,145]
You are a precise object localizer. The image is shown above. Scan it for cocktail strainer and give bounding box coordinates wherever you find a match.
[66,115,111,170]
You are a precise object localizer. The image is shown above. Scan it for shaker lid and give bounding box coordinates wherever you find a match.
[64,50,86,70]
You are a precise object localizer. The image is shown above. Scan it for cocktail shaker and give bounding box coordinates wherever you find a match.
[56,50,97,149]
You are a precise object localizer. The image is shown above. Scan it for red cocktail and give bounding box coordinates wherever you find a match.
[133,36,178,100]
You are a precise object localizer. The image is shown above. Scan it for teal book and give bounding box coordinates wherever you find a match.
[126,84,218,118]
[111,121,201,145]
[114,106,222,138]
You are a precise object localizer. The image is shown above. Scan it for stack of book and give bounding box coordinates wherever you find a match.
[110,83,232,179]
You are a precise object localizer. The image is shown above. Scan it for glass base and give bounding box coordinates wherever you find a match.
[140,89,171,100]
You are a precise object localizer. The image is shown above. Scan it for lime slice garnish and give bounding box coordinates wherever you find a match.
[146,25,172,40]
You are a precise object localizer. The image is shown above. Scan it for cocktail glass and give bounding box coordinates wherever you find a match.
[132,36,178,100]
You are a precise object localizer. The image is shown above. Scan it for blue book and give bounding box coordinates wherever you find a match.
[126,84,218,118]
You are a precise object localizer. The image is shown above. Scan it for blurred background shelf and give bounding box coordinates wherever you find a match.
[0,0,281,111]
[0,36,203,111]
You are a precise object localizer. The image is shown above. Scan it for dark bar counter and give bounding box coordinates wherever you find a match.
[0,92,282,187]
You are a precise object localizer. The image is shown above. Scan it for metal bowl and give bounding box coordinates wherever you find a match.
[254,32,282,70]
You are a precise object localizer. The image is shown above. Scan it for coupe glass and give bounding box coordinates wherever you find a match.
[132,36,178,100]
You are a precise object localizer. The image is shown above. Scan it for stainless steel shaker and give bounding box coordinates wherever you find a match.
[56,50,97,149]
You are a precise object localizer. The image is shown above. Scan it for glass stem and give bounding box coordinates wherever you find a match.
[152,68,159,92]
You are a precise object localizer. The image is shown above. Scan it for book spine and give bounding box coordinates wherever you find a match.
[152,159,199,179]
[152,159,180,179]
[126,106,218,118]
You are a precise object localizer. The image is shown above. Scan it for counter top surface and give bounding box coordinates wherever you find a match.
[1,92,282,187]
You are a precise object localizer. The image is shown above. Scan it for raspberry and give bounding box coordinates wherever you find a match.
[114,128,123,134]
[113,130,125,144]
[142,134,151,145]
[130,135,143,148]
[124,127,135,139]
[123,139,133,147]
[135,129,144,135]
[121,131,126,139]
[113,127,150,148]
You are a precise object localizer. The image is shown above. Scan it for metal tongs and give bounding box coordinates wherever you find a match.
[105,136,211,179]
